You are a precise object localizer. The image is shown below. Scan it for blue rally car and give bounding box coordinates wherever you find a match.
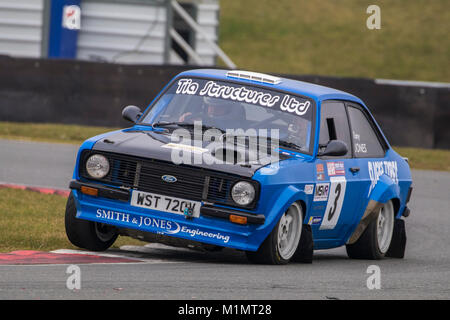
[65,69,413,264]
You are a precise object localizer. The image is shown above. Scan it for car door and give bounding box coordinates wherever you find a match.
[343,102,391,234]
[311,100,367,246]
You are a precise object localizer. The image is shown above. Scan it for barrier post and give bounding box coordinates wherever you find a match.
[48,0,81,58]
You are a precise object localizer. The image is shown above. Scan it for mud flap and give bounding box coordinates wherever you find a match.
[386,219,407,258]
[292,224,313,263]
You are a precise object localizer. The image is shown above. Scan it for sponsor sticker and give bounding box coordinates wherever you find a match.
[316,163,324,173]
[313,183,330,202]
[94,208,231,244]
[304,184,314,195]
[327,161,345,176]
[368,160,398,196]
[175,78,313,117]
[326,162,336,176]
[161,143,208,154]
[308,216,322,226]
[334,161,345,175]
[316,163,325,180]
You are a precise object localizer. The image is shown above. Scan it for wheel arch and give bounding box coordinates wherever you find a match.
[249,185,308,251]
[368,174,401,204]
[297,199,307,221]
[347,174,401,245]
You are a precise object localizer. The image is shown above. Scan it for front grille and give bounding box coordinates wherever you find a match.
[79,151,258,208]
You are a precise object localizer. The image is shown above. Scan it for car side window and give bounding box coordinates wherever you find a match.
[319,101,352,157]
[347,106,385,158]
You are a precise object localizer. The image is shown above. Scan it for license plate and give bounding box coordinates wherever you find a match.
[130,190,201,218]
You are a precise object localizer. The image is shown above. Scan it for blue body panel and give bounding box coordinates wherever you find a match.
[71,69,413,252]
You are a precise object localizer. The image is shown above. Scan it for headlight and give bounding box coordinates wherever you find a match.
[85,154,110,179]
[231,181,256,206]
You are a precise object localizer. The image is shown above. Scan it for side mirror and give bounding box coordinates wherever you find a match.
[122,105,142,123]
[318,140,348,157]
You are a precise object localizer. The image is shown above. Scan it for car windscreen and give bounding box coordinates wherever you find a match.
[139,77,315,154]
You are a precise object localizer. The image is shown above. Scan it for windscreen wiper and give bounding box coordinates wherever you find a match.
[222,134,303,151]
[277,140,303,151]
[152,121,187,129]
[152,122,226,133]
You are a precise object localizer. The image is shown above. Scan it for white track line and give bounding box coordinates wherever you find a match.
[50,248,183,264]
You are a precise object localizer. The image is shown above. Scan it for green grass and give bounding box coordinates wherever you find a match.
[0,121,120,145]
[219,0,450,82]
[394,147,450,172]
[0,188,144,252]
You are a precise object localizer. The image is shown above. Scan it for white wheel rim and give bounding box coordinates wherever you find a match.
[377,201,394,254]
[277,203,303,260]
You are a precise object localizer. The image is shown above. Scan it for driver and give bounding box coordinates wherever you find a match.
[285,115,309,149]
[179,97,243,127]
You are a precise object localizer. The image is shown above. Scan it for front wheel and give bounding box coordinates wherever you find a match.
[346,200,395,260]
[246,202,303,265]
[65,193,118,251]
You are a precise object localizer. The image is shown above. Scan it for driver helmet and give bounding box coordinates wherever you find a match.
[203,96,245,121]
[204,97,227,117]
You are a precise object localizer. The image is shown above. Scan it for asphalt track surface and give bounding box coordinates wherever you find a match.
[0,139,449,299]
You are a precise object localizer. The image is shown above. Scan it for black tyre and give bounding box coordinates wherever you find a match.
[291,224,313,263]
[346,200,395,260]
[65,192,118,251]
[386,218,407,258]
[246,202,303,265]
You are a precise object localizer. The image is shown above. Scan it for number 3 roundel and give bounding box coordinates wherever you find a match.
[320,176,347,230]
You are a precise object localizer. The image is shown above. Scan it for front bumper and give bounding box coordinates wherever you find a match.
[69,180,266,251]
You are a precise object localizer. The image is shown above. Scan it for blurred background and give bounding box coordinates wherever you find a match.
[0,0,449,149]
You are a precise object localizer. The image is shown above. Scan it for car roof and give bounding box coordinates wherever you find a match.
[177,69,365,105]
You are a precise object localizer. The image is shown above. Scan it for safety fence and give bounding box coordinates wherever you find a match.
[0,56,448,149]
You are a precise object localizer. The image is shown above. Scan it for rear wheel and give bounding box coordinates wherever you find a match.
[65,193,118,251]
[246,202,303,265]
[346,200,395,260]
